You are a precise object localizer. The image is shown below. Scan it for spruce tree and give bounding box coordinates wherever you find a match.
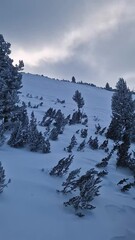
[0,161,10,193]
[106,78,134,141]
[116,133,131,167]
[0,34,24,126]
[27,112,40,151]
[72,90,84,111]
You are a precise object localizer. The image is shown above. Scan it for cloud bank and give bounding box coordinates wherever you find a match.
[0,0,135,88]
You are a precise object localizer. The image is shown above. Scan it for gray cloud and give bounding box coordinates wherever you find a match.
[0,0,135,88]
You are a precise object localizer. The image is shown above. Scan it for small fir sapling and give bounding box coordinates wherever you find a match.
[95,124,101,134]
[72,90,85,111]
[53,109,66,134]
[37,132,51,153]
[117,178,129,185]
[57,168,81,194]
[70,135,77,147]
[49,127,59,140]
[65,135,77,152]
[27,111,50,153]
[40,108,56,126]
[27,112,39,151]
[96,151,113,168]
[96,157,109,168]
[97,170,108,177]
[99,140,108,150]
[80,129,88,138]
[69,111,82,125]
[88,136,99,150]
[64,168,102,216]
[77,140,86,151]
[49,155,74,177]
[0,161,10,193]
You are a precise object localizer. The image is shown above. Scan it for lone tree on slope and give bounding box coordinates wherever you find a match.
[0,34,24,126]
[72,90,84,111]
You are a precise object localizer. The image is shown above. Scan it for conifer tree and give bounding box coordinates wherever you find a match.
[0,161,10,193]
[116,133,131,167]
[0,34,24,126]
[7,103,29,148]
[49,155,73,176]
[72,90,84,111]
[27,112,40,151]
[106,78,134,141]
[0,124,5,146]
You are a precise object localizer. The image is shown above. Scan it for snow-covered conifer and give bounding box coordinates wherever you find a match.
[65,135,77,152]
[80,128,88,138]
[106,78,134,141]
[116,133,131,167]
[49,127,59,141]
[0,161,10,193]
[88,136,99,150]
[58,168,81,194]
[0,34,24,126]
[49,155,73,176]
[77,140,85,151]
[72,90,84,110]
[64,168,101,216]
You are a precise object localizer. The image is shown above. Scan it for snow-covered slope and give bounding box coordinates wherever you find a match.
[0,73,135,240]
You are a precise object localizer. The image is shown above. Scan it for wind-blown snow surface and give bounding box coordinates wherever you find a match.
[0,73,135,240]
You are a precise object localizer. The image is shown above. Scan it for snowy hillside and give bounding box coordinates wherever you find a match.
[0,73,135,240]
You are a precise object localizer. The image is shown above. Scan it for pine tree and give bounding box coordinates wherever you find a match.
[7,103,29,148]
[0,34,24,126]
[116,133,131,167]
[0,123,5,146]
[49,155,73,177]
[88,136,99,150]
[49,127,59,141]
[72,90,84,111]
[54,109,66,134]
[7,121,24,148]
[106,78,135,141]
[27,112,40,151]
[64,168,101,216]
[105,82,112,91]
[77,140,85,151]
[0,161,10,193]
[72,76,76,83]
[37,132,51,153]
[80,128,88,138]
[58,168,81,194]
[65,135,77,152]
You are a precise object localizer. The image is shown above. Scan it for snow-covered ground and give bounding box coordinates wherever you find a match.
[0,73,135,240]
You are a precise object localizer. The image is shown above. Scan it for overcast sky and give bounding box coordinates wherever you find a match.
[0,0,135,89]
